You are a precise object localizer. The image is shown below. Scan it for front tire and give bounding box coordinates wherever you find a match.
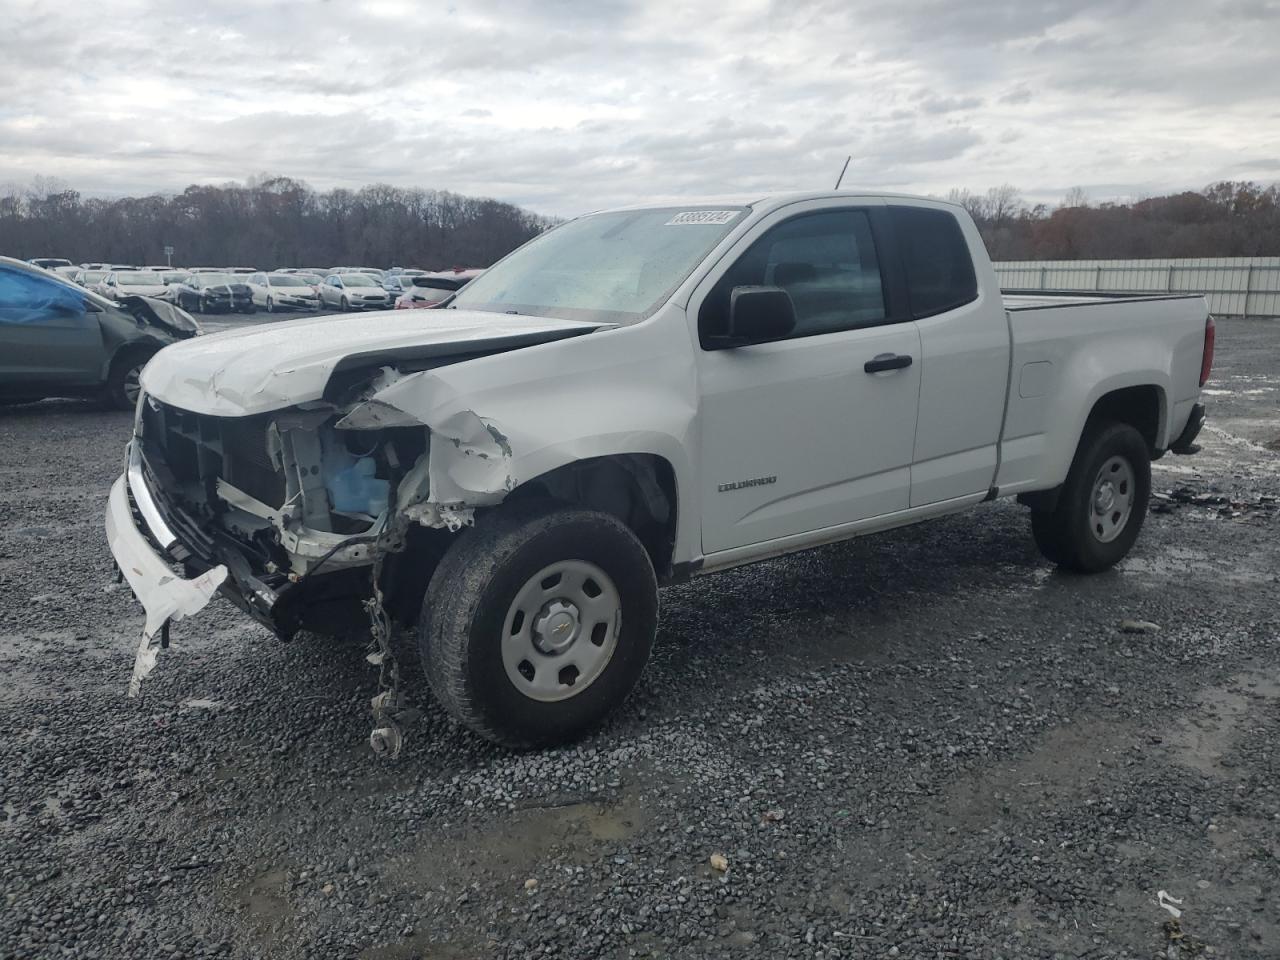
[419,502,659,749]
[1030,421,1151,573]
[104,351,150,410]
[340,296,350,311]
[265,296,274,313]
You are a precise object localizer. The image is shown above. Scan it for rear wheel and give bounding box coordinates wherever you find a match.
[1030,421,1150,572]
[419,501,659,749]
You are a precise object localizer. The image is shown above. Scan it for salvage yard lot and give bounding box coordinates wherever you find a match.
[1,317,1278,960]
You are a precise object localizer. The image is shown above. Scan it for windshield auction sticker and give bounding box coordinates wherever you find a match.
[665,210,740,225]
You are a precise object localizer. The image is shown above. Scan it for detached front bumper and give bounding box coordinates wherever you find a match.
[105,467,227,696]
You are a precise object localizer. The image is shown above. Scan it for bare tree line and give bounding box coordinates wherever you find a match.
[949,181,1280,261]
[1,175,1277,268]
[0,175,552,269]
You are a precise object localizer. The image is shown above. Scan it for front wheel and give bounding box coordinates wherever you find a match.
[104,351,150,410]
[265,296,274,313]
[340,296,350,311]
[1030,421,1151,572]
[419,502,658,749]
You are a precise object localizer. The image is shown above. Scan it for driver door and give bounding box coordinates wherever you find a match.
[692,200,922,555]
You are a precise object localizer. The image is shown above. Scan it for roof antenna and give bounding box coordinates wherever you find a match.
[833,155,851,190]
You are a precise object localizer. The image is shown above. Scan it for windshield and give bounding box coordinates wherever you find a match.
[296,273,322,284]
[343,274,378,287]
[82,271,107,284]
[450,207,746,323]
[196,274,233,286]
[268,275,307,287]
[117,271,162,285]
[162,272,189,283]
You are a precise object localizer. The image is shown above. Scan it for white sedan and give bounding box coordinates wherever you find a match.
[246,273,322,312]
[318,273,391,311]
[95,270,171,301]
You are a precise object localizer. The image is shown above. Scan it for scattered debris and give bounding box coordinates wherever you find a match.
[709,853,729,872]
[524,878,539,892]
[1121,619,1161,634]
[180,698,225,711]
[1156,889,1184,919]
[762,809,785,823]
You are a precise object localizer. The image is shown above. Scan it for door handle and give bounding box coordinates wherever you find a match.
[864,353,913,373]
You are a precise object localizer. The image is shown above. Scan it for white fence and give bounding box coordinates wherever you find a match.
[993,257,1280,317]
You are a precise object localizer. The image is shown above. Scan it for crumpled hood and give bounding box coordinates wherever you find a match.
[140,309,600,417]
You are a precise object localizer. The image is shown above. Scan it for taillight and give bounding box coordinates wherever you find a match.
[1200,316,1215,387]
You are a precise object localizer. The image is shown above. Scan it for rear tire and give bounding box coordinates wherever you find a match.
[419,501,659,749]
[1030,421,1150,573]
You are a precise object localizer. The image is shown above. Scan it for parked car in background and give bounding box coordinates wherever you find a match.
[171,273,254,314]
[158,271,191,301]
[319,272,391,310]
[73,269,109,289]
[292,272,326,296]
[80,262,111,271]
[96,270,171,301]
[330,266,385,280]
[27,258,73,271]
[225,267,257,274]
[0,256,199,408]
[393,269,482,309]
[52,265,82,282]
[382,274,418,299]
[246,272,321,312]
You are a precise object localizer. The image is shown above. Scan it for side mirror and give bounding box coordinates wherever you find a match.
[722,285,796,346]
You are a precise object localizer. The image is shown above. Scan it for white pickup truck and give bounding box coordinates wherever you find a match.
[105,192,1214,749]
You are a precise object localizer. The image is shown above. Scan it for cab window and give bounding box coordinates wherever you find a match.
[887,205,978,318]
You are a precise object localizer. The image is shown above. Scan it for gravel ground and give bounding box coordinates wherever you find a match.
[1,317,1277,960]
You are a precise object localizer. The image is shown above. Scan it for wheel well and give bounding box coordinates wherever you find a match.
[1087,385,1163,452]
[108,343,157,381]
[382,454,680,629]
[510,454,679,580]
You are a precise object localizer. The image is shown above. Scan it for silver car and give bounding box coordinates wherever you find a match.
[318,273,391,311]
[246,272,321,313]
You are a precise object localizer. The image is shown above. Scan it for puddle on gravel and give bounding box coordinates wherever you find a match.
[1119,548,1274,585]
[386,787,651,901]
[234,866,294,954]
[1160,671,1280,777]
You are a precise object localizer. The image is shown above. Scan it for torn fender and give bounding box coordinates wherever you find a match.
[104,476,228,696]
[338,372,517,526]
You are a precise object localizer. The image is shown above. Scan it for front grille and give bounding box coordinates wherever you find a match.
[140,399,286,507]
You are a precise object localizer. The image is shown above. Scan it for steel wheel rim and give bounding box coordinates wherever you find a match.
[1089,455,1134,543]
[501,559,621,702]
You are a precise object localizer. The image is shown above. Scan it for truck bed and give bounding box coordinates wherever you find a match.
[1002,290,1205,311]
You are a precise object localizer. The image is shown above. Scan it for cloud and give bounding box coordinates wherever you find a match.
[0,0,1273,216]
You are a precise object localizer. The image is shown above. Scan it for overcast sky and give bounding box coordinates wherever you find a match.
[2,0,1277,217]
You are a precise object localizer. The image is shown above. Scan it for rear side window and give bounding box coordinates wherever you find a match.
[699,209,886,344]
[0,268,87,325]
[889,206,977,318]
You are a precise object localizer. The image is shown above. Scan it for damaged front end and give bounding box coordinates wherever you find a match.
[112,363,518,699]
